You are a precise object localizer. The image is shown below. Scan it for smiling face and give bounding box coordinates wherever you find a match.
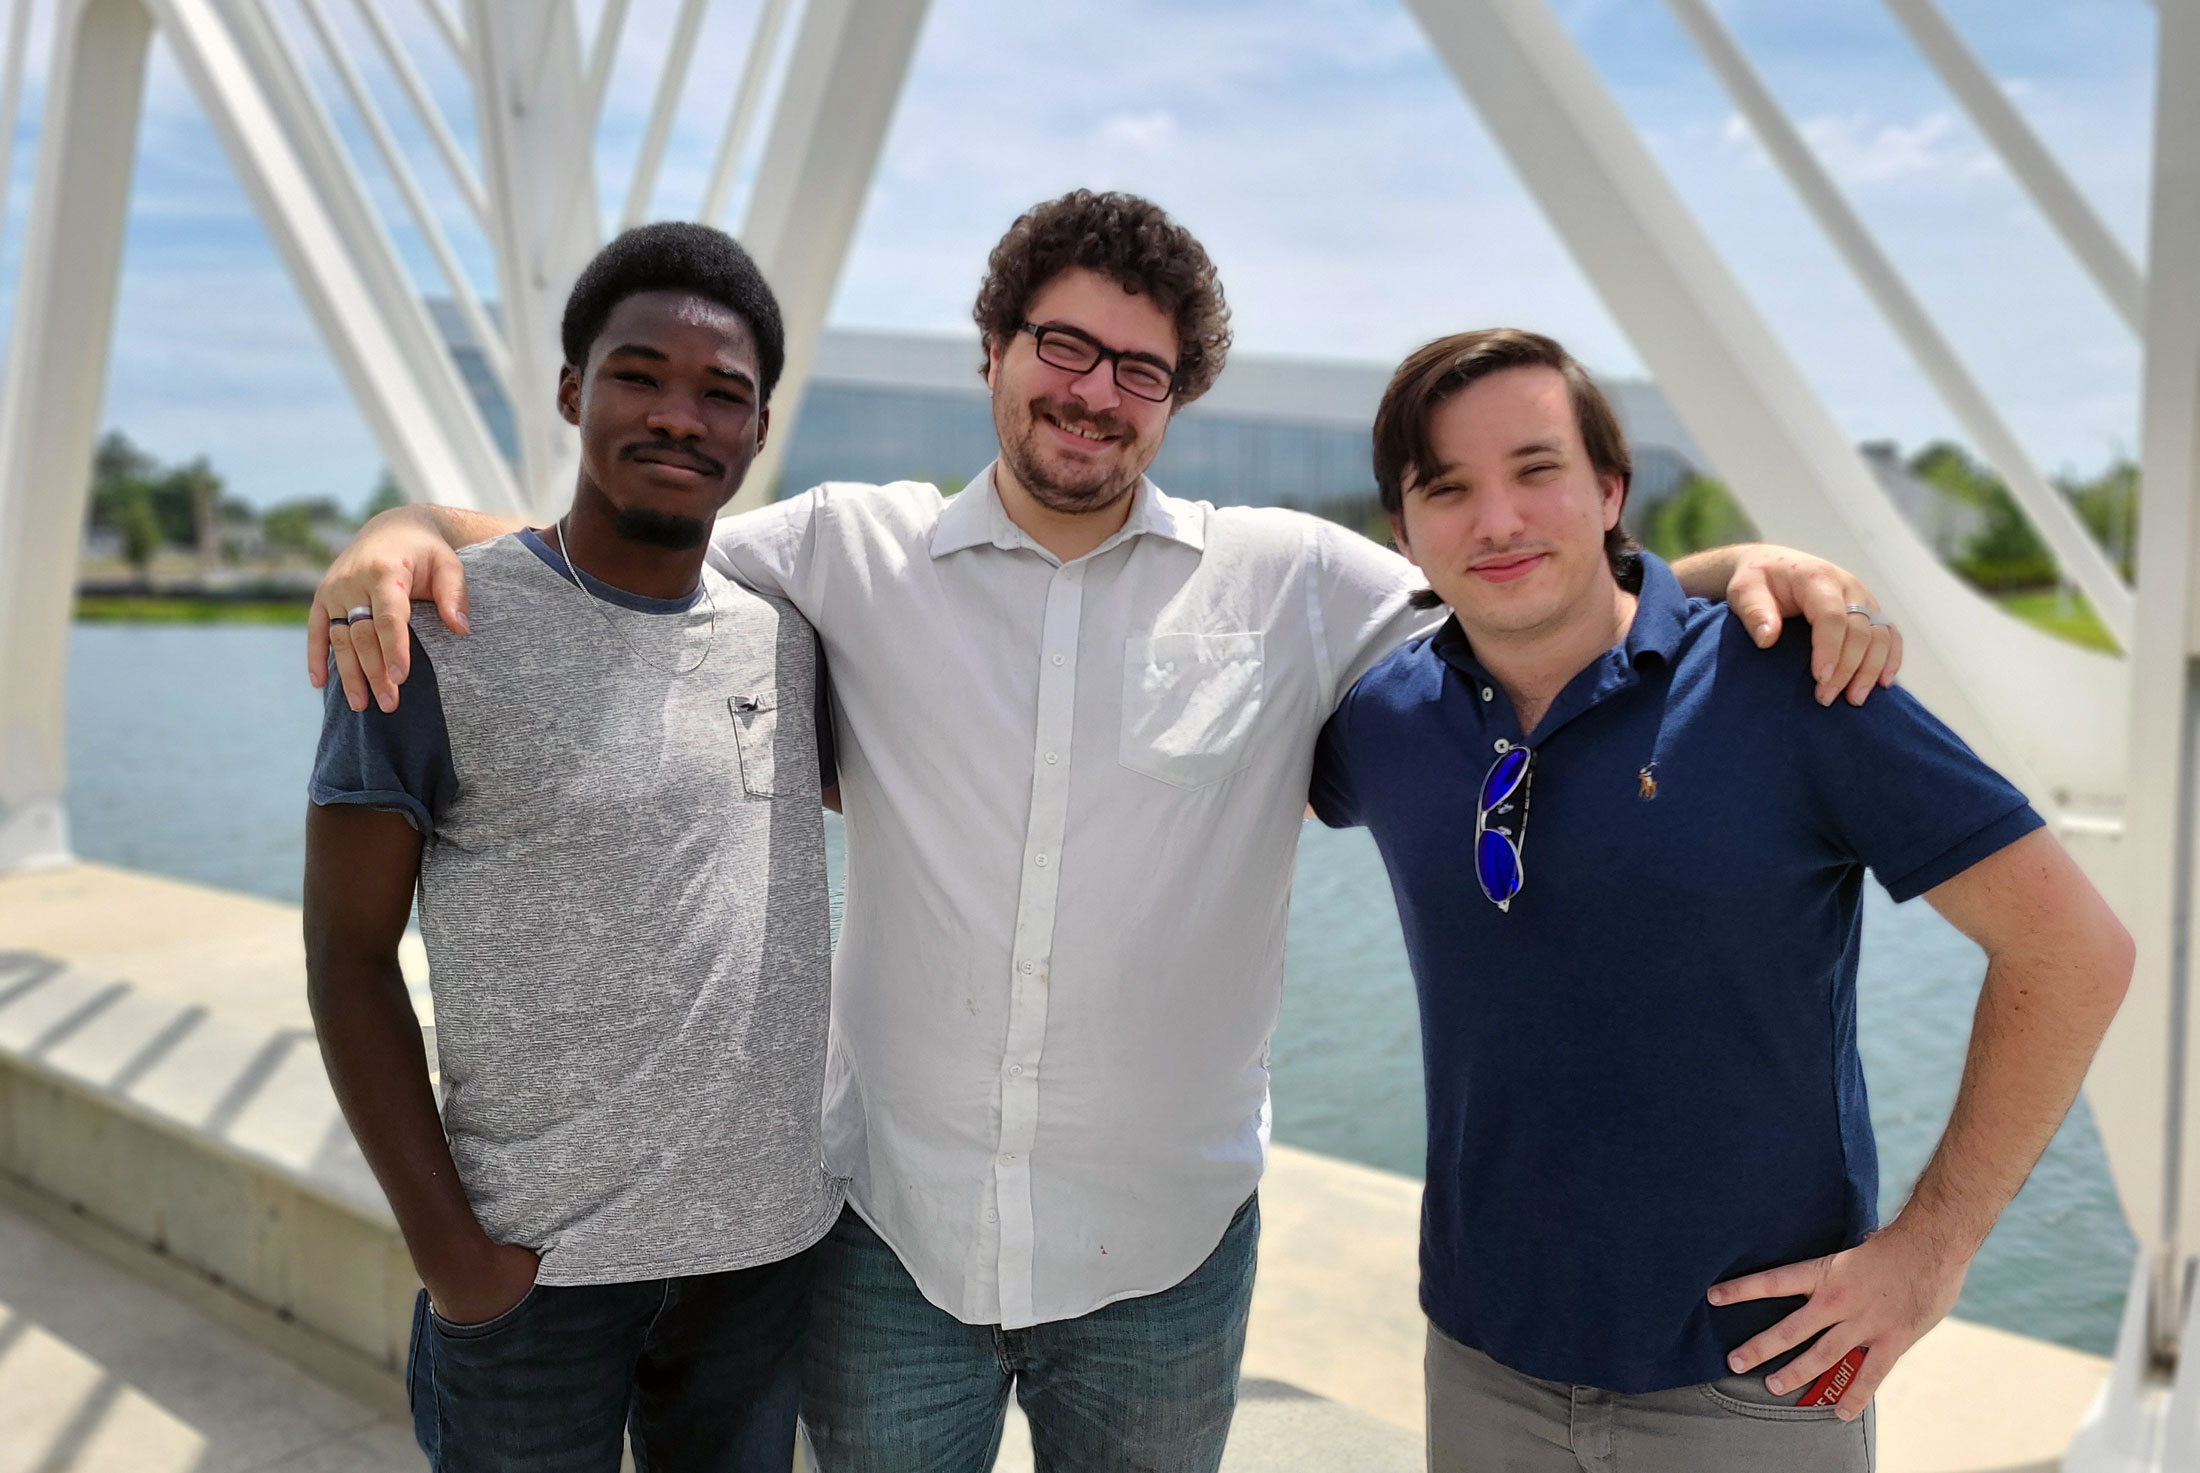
[1392,365,1626,641]
[986,266,1178,517]
[558,288,769,546]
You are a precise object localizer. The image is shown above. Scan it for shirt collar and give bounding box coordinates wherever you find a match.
[1430,551,1691,686]
[930,462,1206,560]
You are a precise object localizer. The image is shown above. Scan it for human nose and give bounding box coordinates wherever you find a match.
[645,388,707,440]
[1474,483,1531,545]
[1066,357,1123,412]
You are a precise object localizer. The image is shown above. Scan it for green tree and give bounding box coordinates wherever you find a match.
[1641,474,1757,562]
[115,488,163,577]
[2063,459,2138,580]
[263,497,344,564]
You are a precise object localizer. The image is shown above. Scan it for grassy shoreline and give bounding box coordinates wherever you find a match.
[75,595,309,625]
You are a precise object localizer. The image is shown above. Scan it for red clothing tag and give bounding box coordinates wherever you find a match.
[1800,1348,1867,1406]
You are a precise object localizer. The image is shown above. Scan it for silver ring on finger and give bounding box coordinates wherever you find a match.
[345,604,374,623]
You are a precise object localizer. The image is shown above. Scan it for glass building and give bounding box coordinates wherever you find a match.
[429,307,1705,519]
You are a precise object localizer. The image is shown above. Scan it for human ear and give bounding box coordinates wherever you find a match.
[557,363,583,428]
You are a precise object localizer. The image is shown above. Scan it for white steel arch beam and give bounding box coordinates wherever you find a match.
[2113,0,2200,1380]
[1399,0,2124,824]
[464,1,599,520]
[149,0,521,514]
[0,0,153,872]
[730,0,932,512]
[1883,0,2143,334]
[700,0,793,227]
[0,0,37,241]
[2067,2,2200,1450]
[619,0,708,231]
[345,0,488,227]
[1665,0,2134,648]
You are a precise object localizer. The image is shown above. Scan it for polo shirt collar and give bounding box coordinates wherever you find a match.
[930,462,1205,560]
[1430,553,1691,731]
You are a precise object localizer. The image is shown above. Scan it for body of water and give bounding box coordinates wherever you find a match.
[63,624,2135,1355]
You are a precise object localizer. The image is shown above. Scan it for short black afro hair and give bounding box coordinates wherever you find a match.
[560,222,786,401]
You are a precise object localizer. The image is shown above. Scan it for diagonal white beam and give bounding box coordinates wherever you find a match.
[584,0,628,134]
[415,0,464,68]
[345,0,488,227]
[465,1,599,518]
[2116,0,2200,1372]
[0,0,36,241]
[0,0,154,872]
[732,0,932,510]
[1396,0,2127,820]
[619,0,709,231]
[1665,0,2134,648]
[1882,0,2143,334]
[700,0,793,226]
[297,0,511,394]
[147,0,520,514]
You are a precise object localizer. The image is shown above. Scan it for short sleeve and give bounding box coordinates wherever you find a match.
[1792,655,2043,902]
[1309,697,1364,830]
[308,637,458,836]
[1304,518,1442,711]
[814,633,838,790]
[709,487,825,612]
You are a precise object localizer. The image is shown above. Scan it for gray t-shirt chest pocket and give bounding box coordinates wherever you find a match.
[729,688,787,797]
[1120,632,1265,790]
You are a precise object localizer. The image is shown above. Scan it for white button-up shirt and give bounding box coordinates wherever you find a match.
[711,467,1428,1328]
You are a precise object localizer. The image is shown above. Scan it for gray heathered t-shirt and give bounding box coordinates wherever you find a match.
[310,529,843,1285]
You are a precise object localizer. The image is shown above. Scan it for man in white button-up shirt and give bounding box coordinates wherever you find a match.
[314,194,1900,1472]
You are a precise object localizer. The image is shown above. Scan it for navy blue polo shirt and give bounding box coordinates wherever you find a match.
[1309,554,2041,1393]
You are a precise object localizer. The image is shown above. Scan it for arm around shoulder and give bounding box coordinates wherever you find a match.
[309,503,519,715]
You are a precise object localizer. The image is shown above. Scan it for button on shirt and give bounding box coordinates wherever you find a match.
[711,468,1428,1328]
[1310,554,2043,1392]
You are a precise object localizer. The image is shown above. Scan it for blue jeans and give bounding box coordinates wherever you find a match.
[800,1196,1259,1473]
[407,1246,816,1472]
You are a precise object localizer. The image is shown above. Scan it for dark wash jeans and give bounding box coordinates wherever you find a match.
[406,1246,817,1473]
[800,1196,1260,1473]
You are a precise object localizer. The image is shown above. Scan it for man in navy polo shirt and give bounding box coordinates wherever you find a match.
[1311,327,2132,1471]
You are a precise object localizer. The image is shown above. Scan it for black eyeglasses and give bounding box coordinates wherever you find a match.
[1476,745,1533,911]
[1019,322,1178,403]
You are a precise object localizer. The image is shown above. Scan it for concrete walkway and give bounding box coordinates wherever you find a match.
[0,863,2121,1471]
[0,1182,416,1473]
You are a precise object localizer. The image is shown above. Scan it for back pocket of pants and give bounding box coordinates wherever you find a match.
[730,689,785,797]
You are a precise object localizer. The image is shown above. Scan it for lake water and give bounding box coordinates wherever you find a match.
[63,624,2135,1355]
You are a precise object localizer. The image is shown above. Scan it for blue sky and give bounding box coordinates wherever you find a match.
[0,0,2156,508]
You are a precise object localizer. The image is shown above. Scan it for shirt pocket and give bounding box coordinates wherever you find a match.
[729,689,785,798]
[1120,633,1265,790]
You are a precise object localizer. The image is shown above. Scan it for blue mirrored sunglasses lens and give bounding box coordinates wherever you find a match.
[1480,747,1530,811]
[1476,829,1523,903]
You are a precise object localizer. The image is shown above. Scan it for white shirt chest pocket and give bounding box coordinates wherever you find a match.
[1120,633,1265,790]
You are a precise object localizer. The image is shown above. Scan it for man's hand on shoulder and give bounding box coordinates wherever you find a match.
[1681,544,1904,707]
[308,504,507,715]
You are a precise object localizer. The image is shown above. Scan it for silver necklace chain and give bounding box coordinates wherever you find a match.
[550,517,717,676]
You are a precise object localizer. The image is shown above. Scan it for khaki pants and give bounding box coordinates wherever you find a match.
[1425,1323,1873,1473]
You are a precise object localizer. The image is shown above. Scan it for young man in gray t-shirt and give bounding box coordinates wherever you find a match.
[305,223,839,1472]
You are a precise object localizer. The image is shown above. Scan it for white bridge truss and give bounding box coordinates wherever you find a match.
[0,1,2189,1461]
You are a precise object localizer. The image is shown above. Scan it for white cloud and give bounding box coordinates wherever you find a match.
[1098,109,1178,153]
[1797,109,2002,186]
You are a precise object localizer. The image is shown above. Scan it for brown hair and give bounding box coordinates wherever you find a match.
[1372,328,1641,605]
[972,190,1232,409]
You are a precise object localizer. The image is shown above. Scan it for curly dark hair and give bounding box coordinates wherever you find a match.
[561,222,786,401]
[972,191,1232,408]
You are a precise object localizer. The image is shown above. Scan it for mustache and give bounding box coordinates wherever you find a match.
[621,439,725,477]
[1029,398,1131,440]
